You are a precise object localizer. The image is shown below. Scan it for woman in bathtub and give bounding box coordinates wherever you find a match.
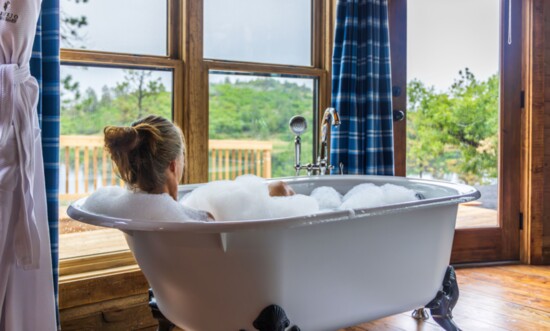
[83,115,296,222]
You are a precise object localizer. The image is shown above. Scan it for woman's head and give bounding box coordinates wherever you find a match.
[104,115,184,199]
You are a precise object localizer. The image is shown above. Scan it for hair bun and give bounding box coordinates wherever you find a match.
[103,115,183,193]
[133,123,163,155]
[104,126,140,153]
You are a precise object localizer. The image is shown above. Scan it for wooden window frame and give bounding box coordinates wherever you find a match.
[184,0,334,184]
[59,0,334,278]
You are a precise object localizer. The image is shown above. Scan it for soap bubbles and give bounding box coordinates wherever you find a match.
[181,175,319,221]
[182,175,420,222]
[310,186,343,210]
[82,176,420,223]
[83,186,208,221]
[340,183,419,210]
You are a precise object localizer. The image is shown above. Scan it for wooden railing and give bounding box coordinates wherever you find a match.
[209,139,272,181]
[60,136,122,201]
[59,135,273,200]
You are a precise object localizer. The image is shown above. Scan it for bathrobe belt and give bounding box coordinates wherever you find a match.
[0,63,41,270]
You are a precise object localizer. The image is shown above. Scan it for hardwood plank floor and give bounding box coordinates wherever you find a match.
[347,265,550,331]
[168,265,549,331]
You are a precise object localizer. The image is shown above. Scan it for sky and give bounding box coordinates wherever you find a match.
[408,0,500,90]
[60,0,500,95]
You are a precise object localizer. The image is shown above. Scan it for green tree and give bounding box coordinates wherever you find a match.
[407,68,499,185]
[62,76,316,178]
[209,78,314,177]
[61,70,170,135]
[113,70,166,122]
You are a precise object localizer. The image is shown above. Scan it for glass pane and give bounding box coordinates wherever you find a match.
[208,72,316,180]
[59,66,173,259]
[407,0,499,228]
[60,0,168,55]
[204,0,312,66]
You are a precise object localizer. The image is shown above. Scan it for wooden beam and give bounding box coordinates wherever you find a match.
[60,49,182,70]
[59,266,147,310]
[206,60,324,77]
[388,0,407,177]
[498,0,522,262]
[183,0,209,184]
[521,0,549,265]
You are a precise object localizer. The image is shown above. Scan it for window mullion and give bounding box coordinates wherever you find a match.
[183,0,209,184]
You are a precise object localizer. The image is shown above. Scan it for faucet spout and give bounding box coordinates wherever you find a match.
[319,108,340,174]
[324,107,341,127]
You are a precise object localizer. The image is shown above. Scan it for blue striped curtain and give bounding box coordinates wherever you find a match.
[30,0,60,326]
[330,0,394,175]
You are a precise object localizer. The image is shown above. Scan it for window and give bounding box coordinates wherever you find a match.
[59,66,173,260]
[204,0,312,66]
[199,0,330,180]
[208,72,316,180]
[59,0,182,274]
[61,0,168,55]
[59,0,332,275]
[407,0,500,229]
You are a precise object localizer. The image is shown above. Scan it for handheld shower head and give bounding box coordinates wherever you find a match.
[289,115,307,175]
[289,115,308,136]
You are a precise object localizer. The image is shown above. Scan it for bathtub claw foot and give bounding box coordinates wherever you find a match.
[148,289,176,331]
[252,304,300,331]
[425,266,461,331]
[412,308,429,320]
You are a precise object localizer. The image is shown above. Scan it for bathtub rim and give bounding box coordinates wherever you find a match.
[67,175,480,233]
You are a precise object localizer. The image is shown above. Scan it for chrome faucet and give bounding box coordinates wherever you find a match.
[288,108,341,176]
[318,107,341,174]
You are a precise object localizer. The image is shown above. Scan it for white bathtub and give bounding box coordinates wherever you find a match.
[68,175,479,331]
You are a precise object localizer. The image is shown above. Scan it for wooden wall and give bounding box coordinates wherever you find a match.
[522,0,550,265]
[544,0,550,264]
[546,0,550,263]
[542,0,550,264]
[59,268,157,330]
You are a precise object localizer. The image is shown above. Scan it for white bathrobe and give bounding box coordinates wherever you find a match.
[0,0,56,330]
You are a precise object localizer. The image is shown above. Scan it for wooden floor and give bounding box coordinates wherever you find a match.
[117,268,550,331]
[162,265,550,331]
[342,265,550,331]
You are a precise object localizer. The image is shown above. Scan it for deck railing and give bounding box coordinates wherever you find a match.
[59,135,272,201]
[208,139,272,181]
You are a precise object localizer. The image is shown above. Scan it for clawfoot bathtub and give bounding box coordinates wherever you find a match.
[68,175,479,331]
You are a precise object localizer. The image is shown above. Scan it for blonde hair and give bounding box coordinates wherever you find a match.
[103,115,185,193]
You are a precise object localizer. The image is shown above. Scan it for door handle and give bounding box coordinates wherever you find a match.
[393,109,405,122]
